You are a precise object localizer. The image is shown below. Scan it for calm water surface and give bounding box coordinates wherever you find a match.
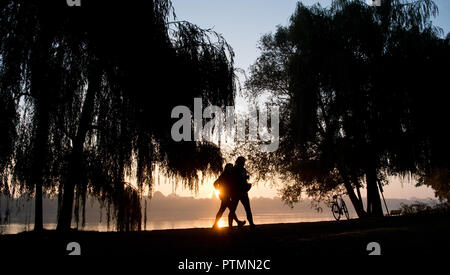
[1,212,337,234]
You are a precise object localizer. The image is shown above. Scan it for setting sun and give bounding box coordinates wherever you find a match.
[217,218,226,228]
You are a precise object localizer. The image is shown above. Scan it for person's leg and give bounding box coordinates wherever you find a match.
[212,200,228,228]
[228,198,239,228]
[232,213,246,227]
[233,215,246,226]
[240,193,255,226]
[226,199,245,225]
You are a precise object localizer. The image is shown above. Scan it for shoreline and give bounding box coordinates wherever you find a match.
[0,216,336,235]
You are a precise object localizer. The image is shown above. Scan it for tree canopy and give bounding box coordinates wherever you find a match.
[246,0,450,216]
[0,0,236,231]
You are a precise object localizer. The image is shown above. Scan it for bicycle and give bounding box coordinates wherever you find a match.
[331,194,350,221]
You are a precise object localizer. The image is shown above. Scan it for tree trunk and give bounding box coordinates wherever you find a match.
[30,31,52,232]
[366,166,383,217]
[32,110,49,231]
[57,63,101,231]
[342,174,367,218]
[356,184,363,204]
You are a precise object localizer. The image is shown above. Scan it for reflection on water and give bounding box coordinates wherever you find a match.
[1,212,336,235]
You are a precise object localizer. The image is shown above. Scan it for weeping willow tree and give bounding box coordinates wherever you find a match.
[0,0,235,232]
[246,0,449,217]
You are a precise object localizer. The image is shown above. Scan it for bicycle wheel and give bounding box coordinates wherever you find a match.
[332,203,341,221]
[342,201,350,220]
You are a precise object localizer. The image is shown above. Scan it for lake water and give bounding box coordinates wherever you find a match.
[0,212,337,235]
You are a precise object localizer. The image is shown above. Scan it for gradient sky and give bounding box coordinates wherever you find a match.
[156,0,449,200]
[171,0,450,73]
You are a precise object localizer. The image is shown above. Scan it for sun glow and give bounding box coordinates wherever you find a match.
[214,188,220,199]
[217,218,226,228]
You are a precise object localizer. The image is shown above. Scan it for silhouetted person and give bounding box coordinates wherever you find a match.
[212,163,246,229]
[228,156,256,229]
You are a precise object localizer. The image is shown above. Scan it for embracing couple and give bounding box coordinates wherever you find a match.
[212,156,256,230]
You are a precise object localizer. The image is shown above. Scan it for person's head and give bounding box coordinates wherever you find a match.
[224,163,233,173]
[235,156,246,168]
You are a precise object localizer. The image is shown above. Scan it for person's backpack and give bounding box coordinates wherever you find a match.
[244,183,252,192]
[236,167,251,192]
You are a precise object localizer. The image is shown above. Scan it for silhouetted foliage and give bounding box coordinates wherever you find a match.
[419,168,450,201]
[400,200,450,216]
[0,0,235,231]
[246,0,449,217]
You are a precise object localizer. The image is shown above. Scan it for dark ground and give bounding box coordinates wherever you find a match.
[1,215,449,270]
